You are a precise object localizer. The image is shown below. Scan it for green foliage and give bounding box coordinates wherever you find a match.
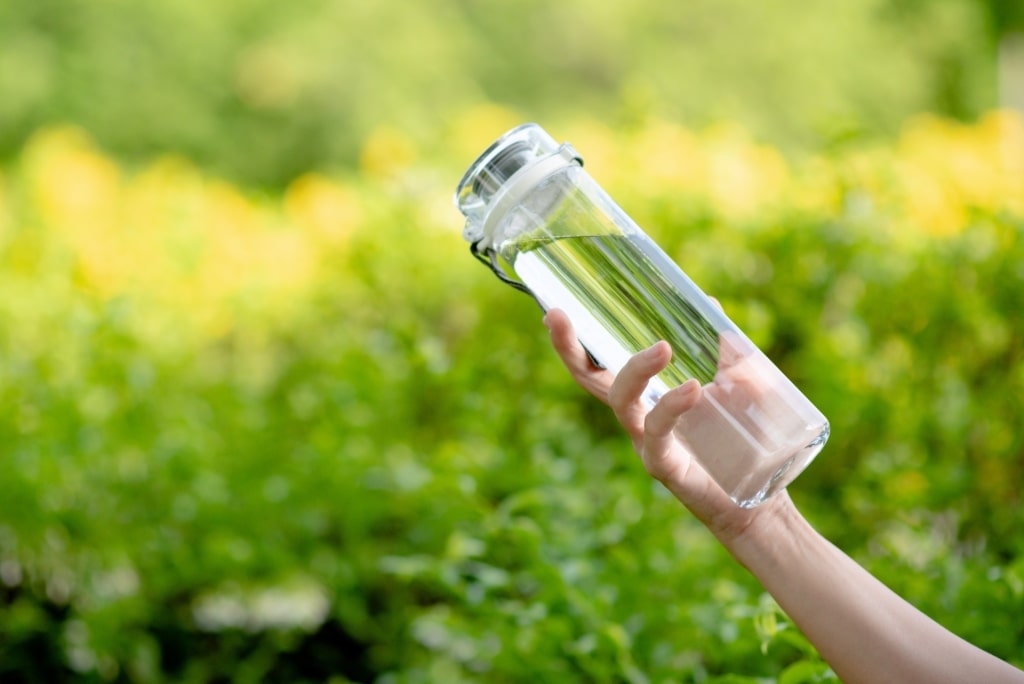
[0,114,1022,682]
[0,0,998,187]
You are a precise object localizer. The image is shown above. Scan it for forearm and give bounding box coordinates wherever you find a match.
[543,311,1022,681]
[721,494,1024,684]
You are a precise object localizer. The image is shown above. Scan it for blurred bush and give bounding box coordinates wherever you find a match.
[0,108,1022,681]
[0,0,1002,187]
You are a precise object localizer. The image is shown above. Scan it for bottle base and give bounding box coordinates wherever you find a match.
[730,422,830,508]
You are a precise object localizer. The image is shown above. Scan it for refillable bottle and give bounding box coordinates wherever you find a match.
[454,123,829,508]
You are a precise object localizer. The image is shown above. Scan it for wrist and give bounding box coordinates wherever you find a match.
[709,490,810,572]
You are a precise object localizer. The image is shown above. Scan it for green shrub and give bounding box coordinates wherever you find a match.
[0,114,1021,681]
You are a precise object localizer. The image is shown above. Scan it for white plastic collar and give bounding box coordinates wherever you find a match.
[463,143,580,251]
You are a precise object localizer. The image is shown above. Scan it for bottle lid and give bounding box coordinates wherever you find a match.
[454,123,580,249]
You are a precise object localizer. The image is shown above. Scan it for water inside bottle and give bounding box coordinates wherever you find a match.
[510,233,829,506]
[511,232,727,391]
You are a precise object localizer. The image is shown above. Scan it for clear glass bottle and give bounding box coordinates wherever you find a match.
[454,123,829,507]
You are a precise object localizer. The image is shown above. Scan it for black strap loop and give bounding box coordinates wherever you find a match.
[470,241,537,300]
[469,240,606,369]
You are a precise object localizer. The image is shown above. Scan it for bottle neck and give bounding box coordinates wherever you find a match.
[470,144,581,252]
[455,124,582,250]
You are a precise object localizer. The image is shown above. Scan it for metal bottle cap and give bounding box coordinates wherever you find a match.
[454,123,581,250]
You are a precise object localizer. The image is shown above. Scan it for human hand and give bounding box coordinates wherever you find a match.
[543,308,791,542]
[544,317,1024,684]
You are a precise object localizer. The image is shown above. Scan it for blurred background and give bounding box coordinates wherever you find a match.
[0,0,1022,682]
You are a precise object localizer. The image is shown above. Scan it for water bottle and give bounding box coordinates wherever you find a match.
[454,123,829,508]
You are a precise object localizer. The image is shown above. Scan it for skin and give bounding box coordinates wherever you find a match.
[543,308,1024,684]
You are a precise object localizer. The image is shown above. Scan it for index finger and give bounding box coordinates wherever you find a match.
[543,309,616,404]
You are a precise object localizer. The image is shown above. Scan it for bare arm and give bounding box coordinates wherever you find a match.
[543,309,1024,684]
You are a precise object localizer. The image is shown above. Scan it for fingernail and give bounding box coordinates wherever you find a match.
[542,313,551,330]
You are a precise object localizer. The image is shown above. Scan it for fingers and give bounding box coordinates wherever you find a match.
[645,379,702,435]
[641,379,702,482]
[606,340,670,408]
[543,309,615,403]
[715,327,752,364]
[545,309,704,451]
[607,340,672,441]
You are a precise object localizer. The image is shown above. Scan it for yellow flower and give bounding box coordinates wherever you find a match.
[359,126,418,179]
[445,103,524,166]
[703,124,790,221]
[285,173,363,247]
[632,119,704,194]
[25,127,122,236]
[896,111,1024,235]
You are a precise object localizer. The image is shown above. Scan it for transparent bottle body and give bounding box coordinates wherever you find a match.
[493,166,829,507]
